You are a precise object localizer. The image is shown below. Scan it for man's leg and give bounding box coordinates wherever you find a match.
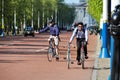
[55,45,59,56]
[54,37,59,60]
[84,44,88,59]
[76,39,81,64]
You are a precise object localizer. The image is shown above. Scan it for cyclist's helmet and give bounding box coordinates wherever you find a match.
[49,19,54,23]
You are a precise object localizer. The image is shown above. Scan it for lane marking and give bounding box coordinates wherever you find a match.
[36,47,48,52]
[0,43,14,47]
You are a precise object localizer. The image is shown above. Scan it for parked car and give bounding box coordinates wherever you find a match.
[23,26,35,37]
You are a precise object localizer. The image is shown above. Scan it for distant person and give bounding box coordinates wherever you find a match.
[69,22,88,65]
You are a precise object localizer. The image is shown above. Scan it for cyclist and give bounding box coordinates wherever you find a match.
[69,22,88,65]
[39,19,60,60]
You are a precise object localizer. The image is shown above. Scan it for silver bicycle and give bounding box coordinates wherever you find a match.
[66,43,74,69]
[66,41,86,69]
[47,38,56,62]
[66,43,71,69]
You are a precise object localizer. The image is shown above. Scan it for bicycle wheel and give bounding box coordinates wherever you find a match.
[47,47,53,62]
[67,55,70,69]
[67,51,71,69]
[81,58,85,69]
[81,52,85,69]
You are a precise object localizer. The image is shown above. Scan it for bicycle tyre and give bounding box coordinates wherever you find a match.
[67,52,71,69]
[81,52,85,69]
[81,59,85,69]
[47,47,53,62]
[68,61,70,69]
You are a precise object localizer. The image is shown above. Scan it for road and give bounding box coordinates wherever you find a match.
[0,31,97,80]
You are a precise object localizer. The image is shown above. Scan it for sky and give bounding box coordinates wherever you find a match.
[64,0,79,4]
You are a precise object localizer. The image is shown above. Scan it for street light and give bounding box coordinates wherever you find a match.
[109,4,120,80]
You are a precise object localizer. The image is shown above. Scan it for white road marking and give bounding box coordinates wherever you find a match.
[0,43,14,47]
[36,47,48,52]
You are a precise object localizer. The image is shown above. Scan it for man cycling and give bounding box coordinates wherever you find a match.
[69,22,88,65]
[39,19,60,60]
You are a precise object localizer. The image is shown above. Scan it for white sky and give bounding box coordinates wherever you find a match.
[64,0,79,4]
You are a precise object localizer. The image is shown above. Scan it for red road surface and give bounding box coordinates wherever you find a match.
[0,31,97,80]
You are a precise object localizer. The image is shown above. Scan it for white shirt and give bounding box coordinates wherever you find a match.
[69,27,88,43]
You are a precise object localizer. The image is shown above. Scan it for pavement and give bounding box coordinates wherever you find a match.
[92,35,110,80]
[0,31,111,80]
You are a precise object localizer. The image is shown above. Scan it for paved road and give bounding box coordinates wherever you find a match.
[0,31,97,80]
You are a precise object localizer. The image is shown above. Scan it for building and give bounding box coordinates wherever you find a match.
[72,0,97,27]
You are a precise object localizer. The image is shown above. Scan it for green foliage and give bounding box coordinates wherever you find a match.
[58,3,75,26]
[87,0,103,25]
[0,0,75,30]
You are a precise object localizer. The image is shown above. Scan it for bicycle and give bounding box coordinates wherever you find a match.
[66,43,71,69]
[66,41,86,69]
[66,43,74,69]
[80,41,86,69]
[47,38,56,62]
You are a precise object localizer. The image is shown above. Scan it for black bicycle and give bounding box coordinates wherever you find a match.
[47,38,56,62]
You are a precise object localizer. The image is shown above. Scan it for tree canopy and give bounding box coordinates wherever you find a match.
[87,0,103,25]
[0,0,75,31]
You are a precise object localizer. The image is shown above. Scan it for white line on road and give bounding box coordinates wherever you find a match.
[36,47,48,52]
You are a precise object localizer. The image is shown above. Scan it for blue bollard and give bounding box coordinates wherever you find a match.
[99,23,110,58]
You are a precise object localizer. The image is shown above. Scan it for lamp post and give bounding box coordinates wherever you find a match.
[110,5,120,79]
[108,0,120,80]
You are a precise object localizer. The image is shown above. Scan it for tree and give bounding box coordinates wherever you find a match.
[57,2,75,28]
[0,0,76,34]
[87,0,103,25]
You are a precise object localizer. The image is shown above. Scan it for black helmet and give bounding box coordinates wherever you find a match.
[49,19,54,23]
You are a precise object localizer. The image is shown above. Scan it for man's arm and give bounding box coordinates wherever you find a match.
[39,26,49,33]
[69,27,77,43]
